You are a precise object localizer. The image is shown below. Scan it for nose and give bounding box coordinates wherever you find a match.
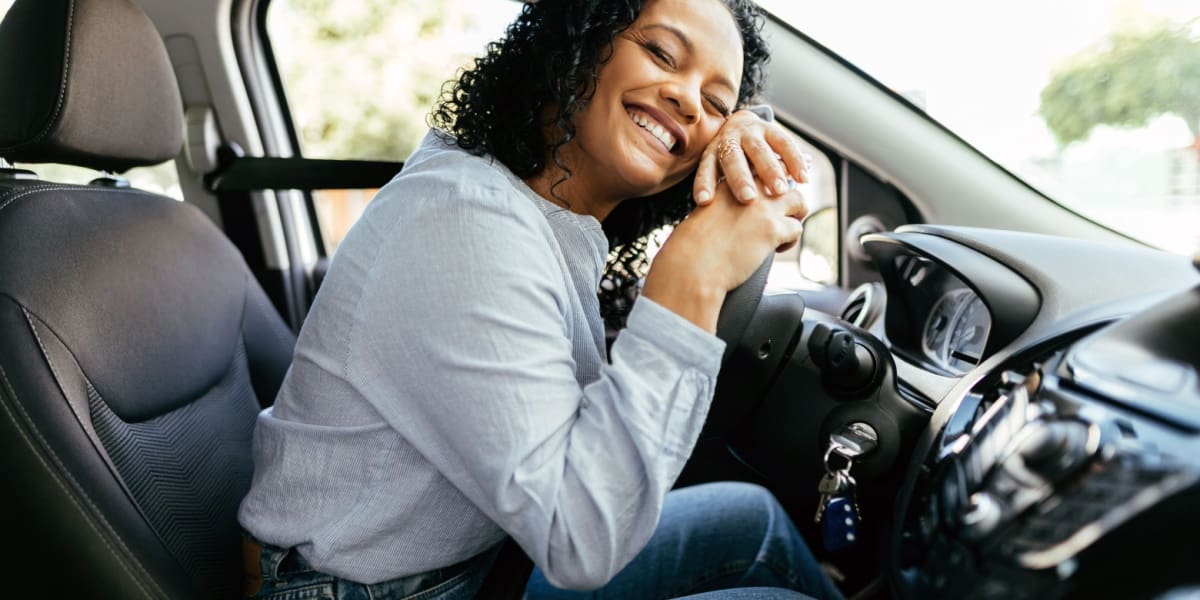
[661,78,700,124]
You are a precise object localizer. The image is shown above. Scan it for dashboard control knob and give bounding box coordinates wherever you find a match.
[827,331,878,392]
[1000,370,1026,388]
[960,492,1002,540]
[808,322,833,367]
[1016,420,1096,481]
[808,325,888,398]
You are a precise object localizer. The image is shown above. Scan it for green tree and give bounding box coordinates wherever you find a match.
[271,0,486,161]
[1039,23,1200,156]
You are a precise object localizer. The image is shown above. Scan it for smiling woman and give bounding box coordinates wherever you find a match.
[518,2,746,208]
[428,0,787,333]
[237,0,837,599]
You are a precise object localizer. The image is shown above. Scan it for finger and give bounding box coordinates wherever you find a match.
[727,108,762,129]
[765,126,810,183]
[717,139,758,204]
[774,214,805,253]
[770,187,809,221]
[787,188,810,222]
[693,147,719,205]
[742,135,790,196]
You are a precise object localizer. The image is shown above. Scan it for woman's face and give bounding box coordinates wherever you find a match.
[569,0,744,200]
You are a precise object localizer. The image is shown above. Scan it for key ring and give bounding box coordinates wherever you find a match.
[822,444,854,474]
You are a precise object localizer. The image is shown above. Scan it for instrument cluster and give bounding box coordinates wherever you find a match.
[882,253,995,377]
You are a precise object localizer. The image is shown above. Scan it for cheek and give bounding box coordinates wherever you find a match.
[691,119,727,157]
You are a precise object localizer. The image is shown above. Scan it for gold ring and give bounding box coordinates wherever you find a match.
[717,138,740,161]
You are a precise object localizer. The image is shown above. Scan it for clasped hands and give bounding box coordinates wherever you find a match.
[694,109,811,254]
[641,110,812,331]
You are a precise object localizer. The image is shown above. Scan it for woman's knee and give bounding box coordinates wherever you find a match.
[682,481,787,523]
[667,481,794,550]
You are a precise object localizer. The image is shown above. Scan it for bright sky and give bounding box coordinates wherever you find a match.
[755,0,1199,165]
[756,0,1200,253]
[758,0,1200,159]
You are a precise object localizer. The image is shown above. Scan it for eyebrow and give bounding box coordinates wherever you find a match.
[642,23,738,94]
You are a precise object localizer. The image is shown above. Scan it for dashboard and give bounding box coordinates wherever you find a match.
[848,226,1200,599]
[921,287,988,375]
[711,223,1198,598]
[884,255,992,376]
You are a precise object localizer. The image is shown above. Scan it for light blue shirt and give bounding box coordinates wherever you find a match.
[238,131,725,588]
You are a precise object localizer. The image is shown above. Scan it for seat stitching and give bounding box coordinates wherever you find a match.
[21,306,66,401]
[0,360,162,599]
[0,183,174,214]
[0,184,69,212]
[21,304,167,534]
[1,303,163,597]
[0,0,75,154]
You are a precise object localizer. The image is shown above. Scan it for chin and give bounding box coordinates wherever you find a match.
[616,159,690,199]
[614,168,671,198]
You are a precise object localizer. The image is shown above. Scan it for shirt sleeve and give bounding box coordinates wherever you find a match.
[746,103,775,122]
[348,178,725,590]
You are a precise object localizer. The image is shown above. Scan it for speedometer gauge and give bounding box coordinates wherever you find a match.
[922,288,991,374]
[922,289,963,361]
[946,295,989,372]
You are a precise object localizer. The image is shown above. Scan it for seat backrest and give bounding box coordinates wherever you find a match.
[0,1,296,597]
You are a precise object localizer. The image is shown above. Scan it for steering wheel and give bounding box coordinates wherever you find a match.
[687,253,791,443]
[714,253,773,364]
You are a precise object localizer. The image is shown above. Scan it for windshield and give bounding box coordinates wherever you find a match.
[757,0,1200,256]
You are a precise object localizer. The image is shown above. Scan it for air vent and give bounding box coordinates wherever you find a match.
[843,296,866,324]
[841,282,885,328]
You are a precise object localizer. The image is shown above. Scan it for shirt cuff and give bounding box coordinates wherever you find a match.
[622,297,725,376]
[745,104,775,122]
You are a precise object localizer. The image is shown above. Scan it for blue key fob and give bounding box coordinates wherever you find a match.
[821,496,858,552]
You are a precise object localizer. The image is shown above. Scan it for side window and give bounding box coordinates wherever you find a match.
[266,0,523,253]
[768,135,838,291]
[9,163,183,200]
[0,0,183,199]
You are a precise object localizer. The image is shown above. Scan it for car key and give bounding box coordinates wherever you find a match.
[816,423,877,550]
[814,469,849,523]
[829,422,879,458]
[821,471,861,552]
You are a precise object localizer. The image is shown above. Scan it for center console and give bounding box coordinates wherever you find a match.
[896,288,1200,599]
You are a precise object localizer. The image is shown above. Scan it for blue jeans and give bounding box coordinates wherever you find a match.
[526,482,842,600]
[247,482,840,600]
[246,536,499,599]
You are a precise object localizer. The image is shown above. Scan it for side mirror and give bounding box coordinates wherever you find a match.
[798,206,838,286]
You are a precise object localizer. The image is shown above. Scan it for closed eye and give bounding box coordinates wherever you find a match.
[705,95,731,117]
[644,41,676,69]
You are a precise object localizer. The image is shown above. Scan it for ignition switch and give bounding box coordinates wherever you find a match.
[809,323,884,398]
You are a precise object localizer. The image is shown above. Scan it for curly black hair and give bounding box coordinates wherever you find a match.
[430,0,770,331]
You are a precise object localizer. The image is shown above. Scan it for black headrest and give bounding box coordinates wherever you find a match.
[0,0,183,172]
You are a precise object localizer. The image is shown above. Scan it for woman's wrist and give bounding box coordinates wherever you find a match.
[640,263,725,334]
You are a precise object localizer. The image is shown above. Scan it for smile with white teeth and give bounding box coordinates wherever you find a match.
[627,109,677,152]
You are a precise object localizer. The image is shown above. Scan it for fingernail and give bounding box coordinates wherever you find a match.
[773,179,788,194]
[696,190,711,204]
[739,186,757,201]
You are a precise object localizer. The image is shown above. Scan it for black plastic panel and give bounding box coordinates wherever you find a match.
[863,231,1041,367]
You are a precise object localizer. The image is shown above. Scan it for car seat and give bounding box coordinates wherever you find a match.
[0,0,296,597]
